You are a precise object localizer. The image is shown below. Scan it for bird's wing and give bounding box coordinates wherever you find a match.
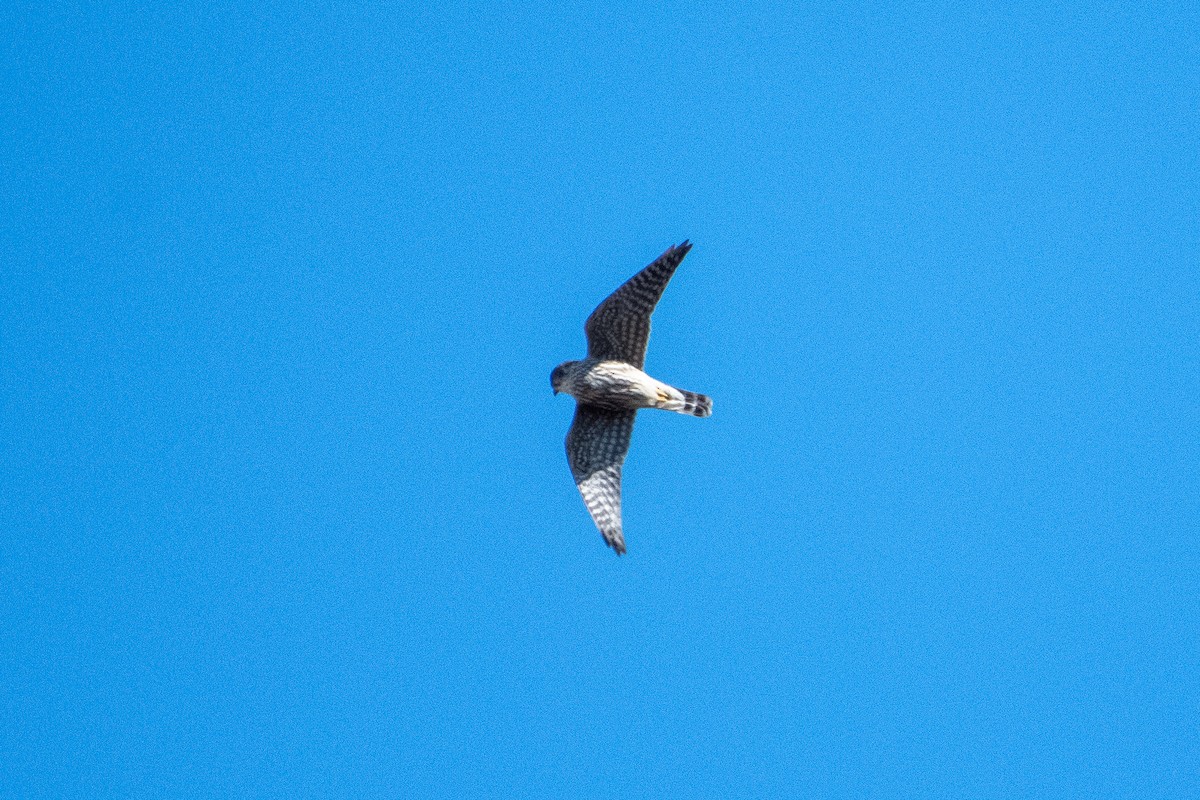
[584,241,692,369]
[565,404,637,555]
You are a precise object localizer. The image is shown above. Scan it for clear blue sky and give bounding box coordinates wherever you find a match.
[2,2,1197,797]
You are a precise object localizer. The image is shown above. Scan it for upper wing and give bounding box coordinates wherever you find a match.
[584,241,692,369]
[565,404,637,555]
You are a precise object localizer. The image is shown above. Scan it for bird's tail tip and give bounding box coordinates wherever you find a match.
[678,390,712,418]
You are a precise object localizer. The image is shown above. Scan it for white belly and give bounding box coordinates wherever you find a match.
[576,361,663,408]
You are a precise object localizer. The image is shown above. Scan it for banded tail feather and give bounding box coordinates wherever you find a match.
[679,390,712,417]
[657,388,712,417]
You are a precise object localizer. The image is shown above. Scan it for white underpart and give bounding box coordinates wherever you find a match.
[566,359,678,410]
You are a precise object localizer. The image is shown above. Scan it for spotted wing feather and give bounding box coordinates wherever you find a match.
[565,404,637,555]
[585,241,692,369]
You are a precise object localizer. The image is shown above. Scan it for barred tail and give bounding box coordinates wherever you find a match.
[677,390,712,418]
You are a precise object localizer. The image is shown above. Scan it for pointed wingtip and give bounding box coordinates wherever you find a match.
[663,240,692,264]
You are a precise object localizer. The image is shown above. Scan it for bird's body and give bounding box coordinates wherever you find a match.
[552,358,712,417]
[552,241,711,554]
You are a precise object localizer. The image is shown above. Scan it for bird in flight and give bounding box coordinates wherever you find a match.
[551,241,712,555]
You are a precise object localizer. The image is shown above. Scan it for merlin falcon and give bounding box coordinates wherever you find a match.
[552,241,712,555]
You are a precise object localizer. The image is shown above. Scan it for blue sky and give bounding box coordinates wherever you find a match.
[2,1,1197,797]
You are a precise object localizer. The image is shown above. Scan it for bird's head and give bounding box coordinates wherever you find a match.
[550,362,575,395]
